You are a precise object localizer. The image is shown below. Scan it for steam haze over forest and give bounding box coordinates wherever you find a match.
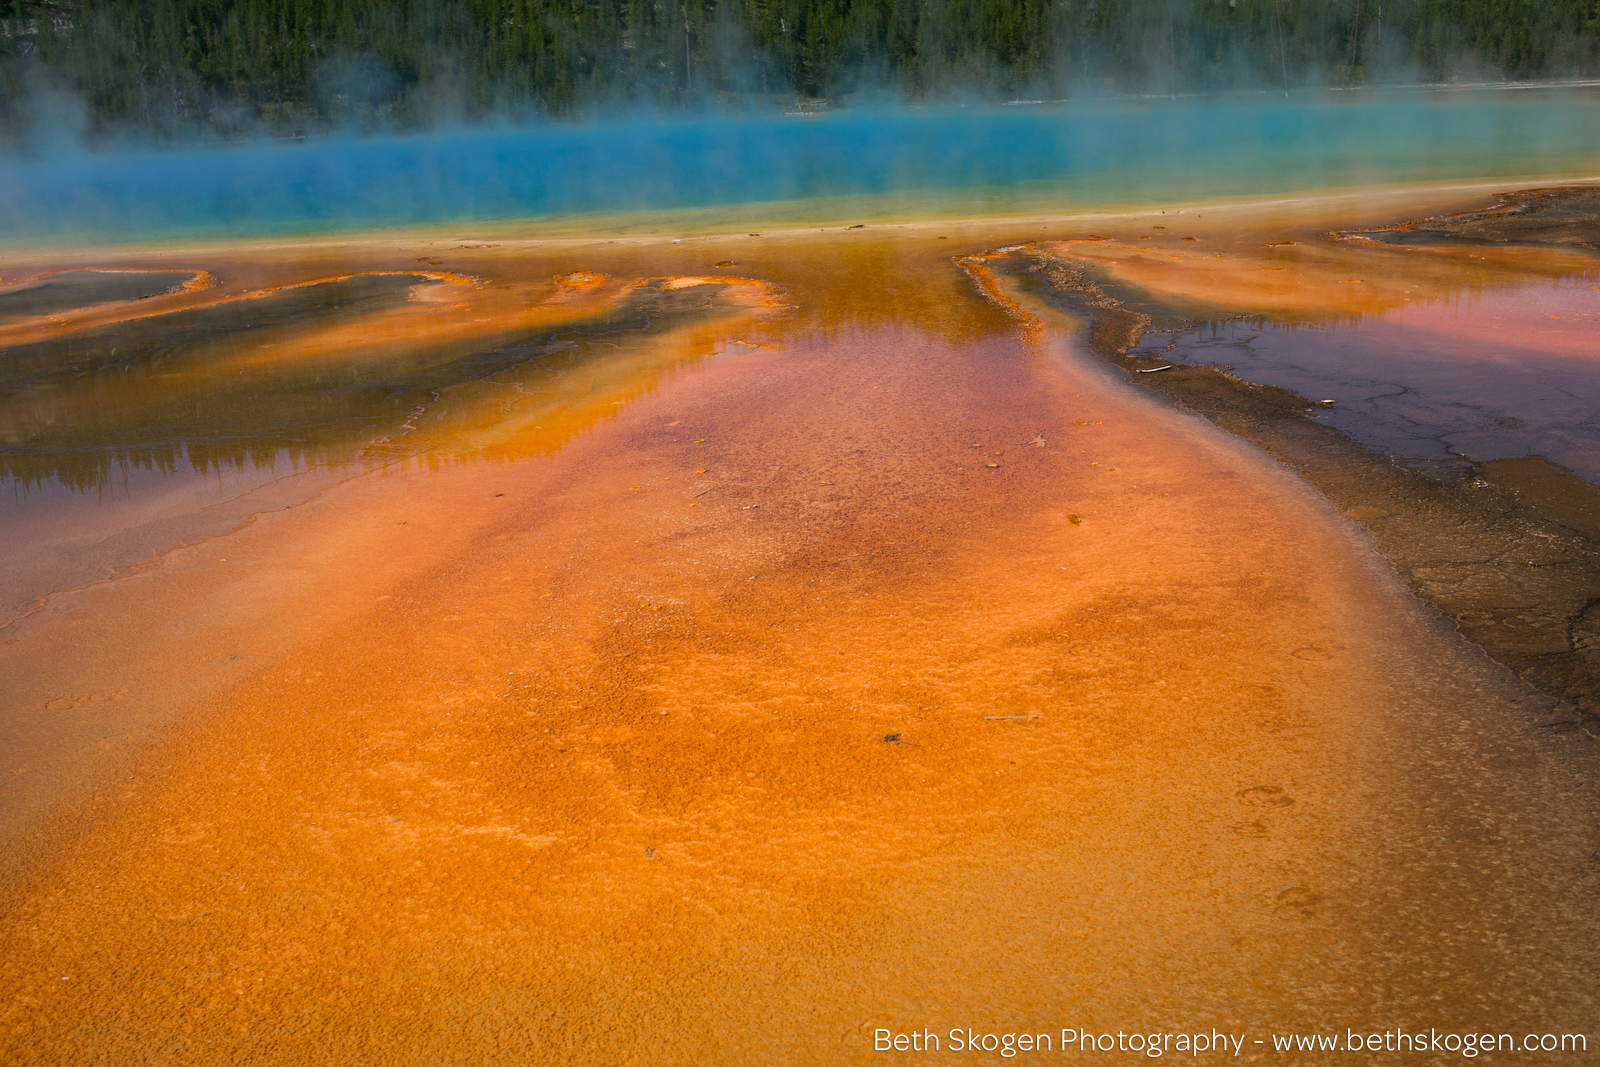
[2,0,1599,142]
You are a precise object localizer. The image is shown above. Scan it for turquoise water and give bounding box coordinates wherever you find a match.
[2,87,1598,243]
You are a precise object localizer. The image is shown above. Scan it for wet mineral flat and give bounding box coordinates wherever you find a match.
[0,204,1595,1064]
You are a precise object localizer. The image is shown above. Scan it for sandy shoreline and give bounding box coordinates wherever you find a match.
[2,171,1596,262]
[2,198,1598,1062]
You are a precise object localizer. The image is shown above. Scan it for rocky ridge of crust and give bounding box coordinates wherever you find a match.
[1019,206,1600,734]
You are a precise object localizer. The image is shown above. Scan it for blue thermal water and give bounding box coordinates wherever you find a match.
[3,88,1598,242]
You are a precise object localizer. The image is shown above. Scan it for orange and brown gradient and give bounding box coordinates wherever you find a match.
[1,197,1597,1064]
[1043,216,1599,333]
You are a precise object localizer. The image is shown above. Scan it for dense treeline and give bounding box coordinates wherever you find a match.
[2,0,1599,140]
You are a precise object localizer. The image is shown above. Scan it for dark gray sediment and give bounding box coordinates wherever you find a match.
[1338,184,1600,251]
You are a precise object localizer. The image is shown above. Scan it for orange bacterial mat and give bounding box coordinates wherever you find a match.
[2,208,1596,1064]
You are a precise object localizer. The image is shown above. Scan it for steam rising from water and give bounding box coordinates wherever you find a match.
[4,88,1599,242]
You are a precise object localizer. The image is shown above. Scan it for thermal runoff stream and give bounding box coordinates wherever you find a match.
[1,93,1598,1064]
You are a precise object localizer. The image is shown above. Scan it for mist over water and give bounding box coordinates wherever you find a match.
[4,87,1599,242]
